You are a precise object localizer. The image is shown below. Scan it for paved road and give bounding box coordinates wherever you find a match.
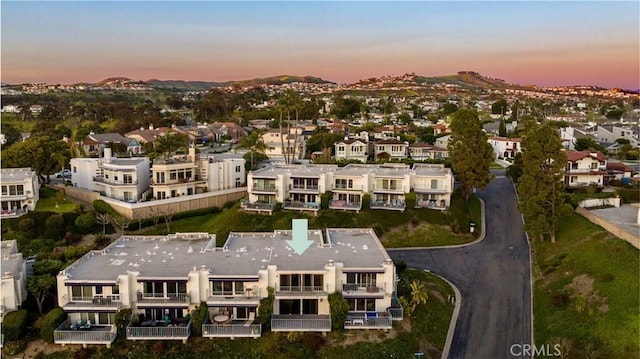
[389,177,532,359]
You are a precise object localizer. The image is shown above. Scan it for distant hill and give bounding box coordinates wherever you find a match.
[415,71,526,90]
[145,75,334,91]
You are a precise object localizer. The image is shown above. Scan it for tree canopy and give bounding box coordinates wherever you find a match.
[517,124,572,243]
[449,109,494,201]
[1,136,70,183]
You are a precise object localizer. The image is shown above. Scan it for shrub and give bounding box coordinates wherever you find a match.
[92,199,119,216]
[617,188,639,204]
[75,213,97,234]
[94,234,112,248]
[190,303,208,336]
[114,308,132,338]
[44,214,66,240]
[258,287,275,331]
[2,309,28,341]
[328,292,349,331]
[65,231,82,245]
[41,307,66,343]
[2,339,27,355]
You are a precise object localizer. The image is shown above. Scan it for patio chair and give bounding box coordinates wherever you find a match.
[244,312,255,327]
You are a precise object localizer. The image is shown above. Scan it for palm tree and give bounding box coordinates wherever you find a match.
[409,280,429,312]
[239,130,267,170]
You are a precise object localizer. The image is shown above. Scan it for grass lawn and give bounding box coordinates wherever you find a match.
[142,194,481,248]
[533,213,639,358]
[34,187,81,213]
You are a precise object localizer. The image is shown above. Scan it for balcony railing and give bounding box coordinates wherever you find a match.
[342,283,385,295]
[331,184,362,191]
[344,313,392,329]
[240,200,277,212]
[126,319,191,342]
[207,289,261,304]
[0,209,25,218]
[62,294,122,309]
[388,293,404,320]
[328,200,362,211]
[202,323,262,338]
[416,199,447,210]
[271,315,331,332]
[54,320,117,347]
[251,184,278,192]
[290,184,320,191]
[93,177,138,186]
[283,201,321,211]
[373,185,404,193]
[370,201,406,211]
[137,292,190,305]
[276,285,327,296]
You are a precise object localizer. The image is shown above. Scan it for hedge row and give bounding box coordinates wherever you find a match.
[40,307,66,343]
[1,309,28,341]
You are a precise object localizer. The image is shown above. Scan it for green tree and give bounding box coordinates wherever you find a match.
[1,136,70,183]
[498,118,507,137]
[506,152,523,183]
[258,287,275,331]
[397,111,412,124]
[75,213,97,234]
[491,99,508,115]
[239,130,267,170]
[440,102,458,115]
[449,109,494,201]
[328,292,349,331]
[27,275,57,315]
[574,137,604,152]
[510,100,521,121]
[409,281,428,312]
[517,124,572,243]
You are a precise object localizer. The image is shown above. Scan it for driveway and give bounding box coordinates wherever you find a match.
[389,176,532,359]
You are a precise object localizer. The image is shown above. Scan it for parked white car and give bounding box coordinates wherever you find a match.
[55,169,71,178]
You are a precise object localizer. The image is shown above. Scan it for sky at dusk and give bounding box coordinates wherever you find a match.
[2,1,639,89]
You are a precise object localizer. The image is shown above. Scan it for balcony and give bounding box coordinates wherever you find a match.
[54,320,117,347]
[152,177,205,186]
[0,193,27,200]
[62,295,122,311]
[136,292,190,306]
[388,293,404,320]
[202,317,261,339]
[289,184,320,193]
[283,201,321,212]
[328,200,362,211]
[331,183,362,191]
[344,312,392,330]
[93,177,138,186]
[372,185,404,194]
[416,199,447,211]
[271,315,331,332]
[207,289,261,305]
[0,209,25,218]
[240,200,276,214]
[370,200,406,211]
[250,184,278,193]
[413,187,448,195]
[126,318,191,343]
[276,285,327,298]
[342,283,385,297]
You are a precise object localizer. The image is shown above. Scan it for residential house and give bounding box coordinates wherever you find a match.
[0,167,40,218]
[1,240,28,322]
[373,139,408,161]
[434,135,452,150]
[487,136,522,160]
[152,148,246,200]
[261,129,306,161]
[328,165,370,212]
[559,127,596,151]
[605,161,635,183]
[407,143,449,160]
[83,132,143,157]
[432,123,451,135]
[368,164,412,211]
[125,126,173,145]
[70,148,151,202]
[53,227,402,346]
[564,151,607,187]
[411,164,454,210]
[594,125,639,148]
[334,138,369,163]
[209,122,246,142]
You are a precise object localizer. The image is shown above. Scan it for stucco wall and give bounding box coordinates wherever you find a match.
[575,207,640,249]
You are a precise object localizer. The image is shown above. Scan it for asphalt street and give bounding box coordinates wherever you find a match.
[389,177,532,359]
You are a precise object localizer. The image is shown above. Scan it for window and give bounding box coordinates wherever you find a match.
[347,298,376,312]
[338,146,345,152]
[235,166,241,172]
[157,191,166,200]
[430,179,439,189]
[235,179,241,187]
[73,166,77,173]
[123,174,133,184]
[590,162,598,170]
[156,172,165,184]
[1,186,6,195]
[144,281,164,296]
[123,192,133,202]
[71,285,93,300]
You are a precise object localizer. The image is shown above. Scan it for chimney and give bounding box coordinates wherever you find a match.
[189,145,196,163]
[104,147,112,163]
[149,124,154,130]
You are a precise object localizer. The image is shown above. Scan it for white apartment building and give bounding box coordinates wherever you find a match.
[245,163,454,214]
[54,227,402,347]
[565,151,607,187]
[244,164,336,214]
[595,125,639,147]
[1,240,28,322]
[70,148,151,203]
[412,164,455,210]
[152,148,246,200]
[334,138,369,163]
[0,167,40,218]
[487,136,522,160]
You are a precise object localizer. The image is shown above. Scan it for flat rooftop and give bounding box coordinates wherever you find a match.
[251,164,338,178]
[0,167,34,182]
[1,240,24,278]
[61,229,391,281]
[412,164,451,177]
